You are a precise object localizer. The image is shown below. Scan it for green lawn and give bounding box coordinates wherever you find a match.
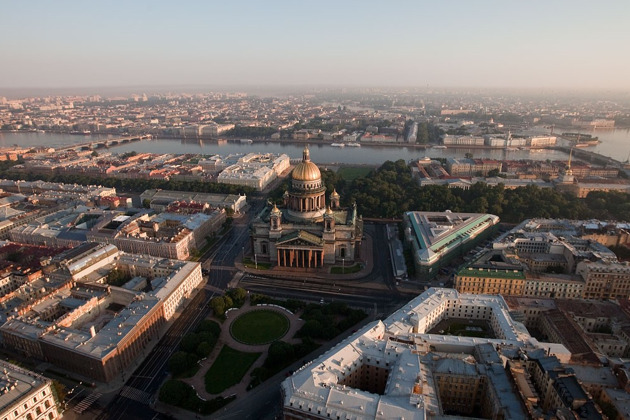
[230,310,289,345]
[330,263,362,274]
[337,166,373,181]
[243,257,271,270]
[444,323,492,338]
[205,346,261,394]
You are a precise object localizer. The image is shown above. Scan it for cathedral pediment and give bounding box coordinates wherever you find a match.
[276,230,324,247]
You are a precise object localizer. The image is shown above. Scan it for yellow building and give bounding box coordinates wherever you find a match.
[455,267,526,296]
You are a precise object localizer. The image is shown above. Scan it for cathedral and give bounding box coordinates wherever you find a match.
[250,147,363,269]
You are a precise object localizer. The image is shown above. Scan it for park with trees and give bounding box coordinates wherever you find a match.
[159,290,367,415]
[328,159,630,223]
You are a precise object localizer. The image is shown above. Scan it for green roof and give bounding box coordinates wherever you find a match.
[457,267,525,280]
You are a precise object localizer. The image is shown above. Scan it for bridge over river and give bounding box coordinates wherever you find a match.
[54,134,152,152]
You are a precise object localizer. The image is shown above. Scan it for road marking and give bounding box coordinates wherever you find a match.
[73,392,102,413]
[120,386,151,402]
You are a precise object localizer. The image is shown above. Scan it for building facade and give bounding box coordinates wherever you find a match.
[0,360,60,420]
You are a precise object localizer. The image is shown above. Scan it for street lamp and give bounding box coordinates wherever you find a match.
[254,252,258,269]
[342,258,345,274]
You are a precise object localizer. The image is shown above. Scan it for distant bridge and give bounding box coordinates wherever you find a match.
[553,145,624,168]
[54,134,152,153]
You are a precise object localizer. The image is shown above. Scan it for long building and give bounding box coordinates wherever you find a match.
[456,219,630,300]
[281,288,603,420]
[217,153,290,191]
[403,211,499,279]
[140,189,247,213]
[86,209,225,260]
[0,244,203,382]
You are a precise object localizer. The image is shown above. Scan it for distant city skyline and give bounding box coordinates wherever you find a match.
[1,0,630,91]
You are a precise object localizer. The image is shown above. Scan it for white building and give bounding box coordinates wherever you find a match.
[282,288,570,420]
[0,360,60,420]
[217,153,290,191]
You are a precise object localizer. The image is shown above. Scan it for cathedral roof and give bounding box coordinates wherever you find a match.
[276,230,324,246]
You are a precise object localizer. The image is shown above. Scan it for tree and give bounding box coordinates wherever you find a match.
[159,379,189,406]
[168,351,197,376]
[226,288,247,306]
[265,341,295,369]
[210,297,226,316]
[197,320,221,336]
[51,380,67,403]
[416,122,429,144]
[297,319,324,339]
[196,341,213,358]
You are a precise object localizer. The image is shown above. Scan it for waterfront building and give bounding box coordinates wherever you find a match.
[281,288,603,420]
[250,147,362,268]
[445,157,502,176]
[217,153,290,191]
[0,360,61,420]
[441,135,485,146]
[403,211,499,279]
[528,136,557,147]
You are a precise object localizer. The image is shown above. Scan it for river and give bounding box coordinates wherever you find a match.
[5,130,630,165]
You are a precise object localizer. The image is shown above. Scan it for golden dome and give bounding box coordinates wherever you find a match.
[292,161,321,181]
[292,146,321,182]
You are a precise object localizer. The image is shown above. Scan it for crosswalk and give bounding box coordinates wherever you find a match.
[119,385,152,403]
[208,265,237,272]
[73,392,102,414]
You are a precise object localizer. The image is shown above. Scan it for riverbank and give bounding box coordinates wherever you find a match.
[0,131,573,165]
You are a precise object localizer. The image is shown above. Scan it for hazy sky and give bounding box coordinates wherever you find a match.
[1,0,630,90]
